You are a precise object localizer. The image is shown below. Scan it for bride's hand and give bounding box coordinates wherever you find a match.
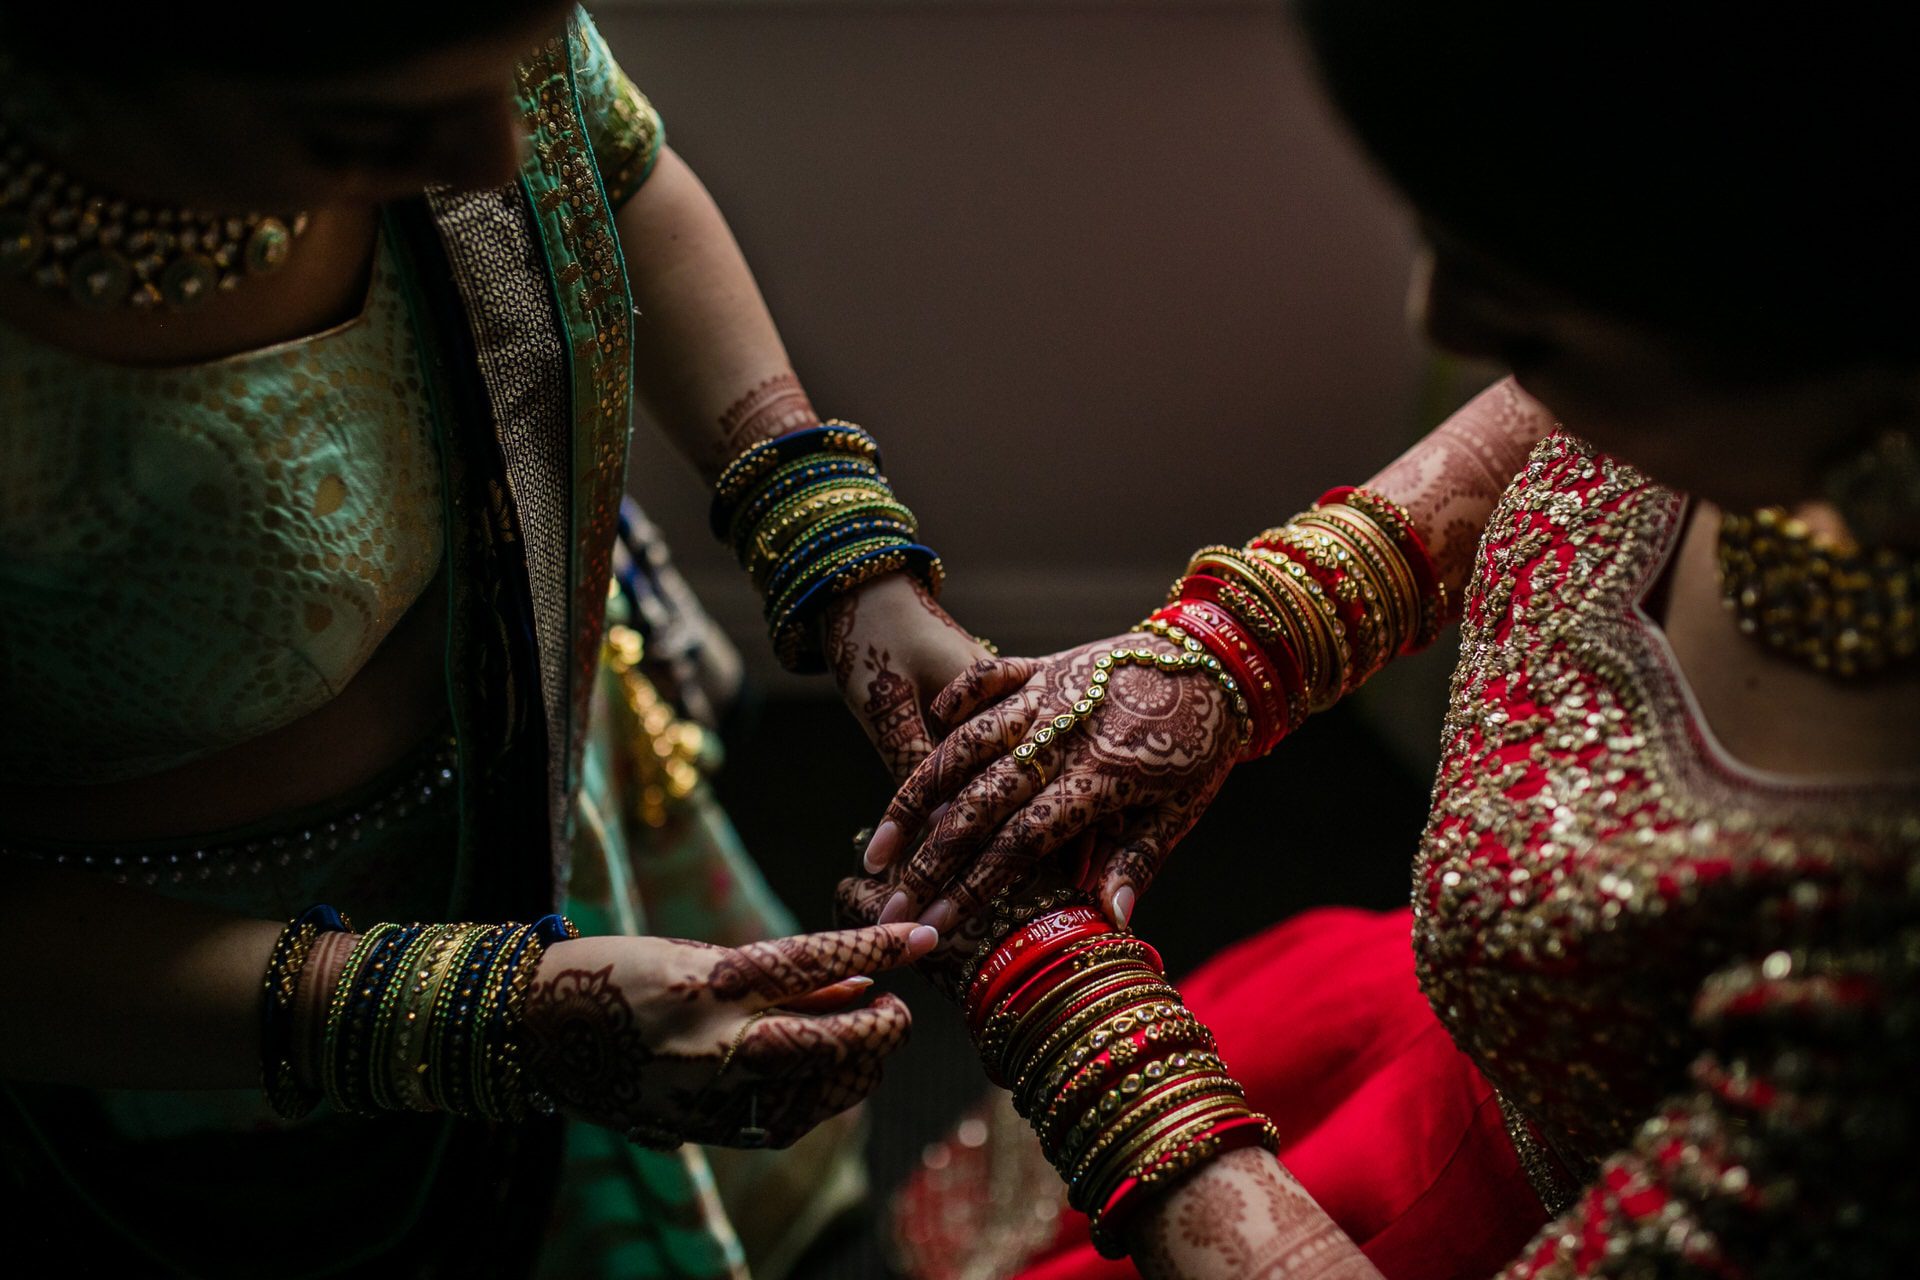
[861,632,1242,931]
[521,922,936,1149]
[824,573,993,783]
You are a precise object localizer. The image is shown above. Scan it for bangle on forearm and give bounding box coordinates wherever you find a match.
[273,908,579,1121]
[953,891,1280,1261]
[260,903,352,1120]
[710,420,944,672]
[1152,484,1447,763]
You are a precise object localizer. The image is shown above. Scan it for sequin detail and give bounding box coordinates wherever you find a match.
[1411,433,1919,1274]
[3,735,457,887]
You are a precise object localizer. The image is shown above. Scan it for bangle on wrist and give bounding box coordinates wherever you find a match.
[710,420,944,672]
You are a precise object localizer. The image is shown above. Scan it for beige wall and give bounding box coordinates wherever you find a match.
[602,1,1458,763]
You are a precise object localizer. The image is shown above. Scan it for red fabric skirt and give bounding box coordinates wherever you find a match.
[1015,908,1547,1280]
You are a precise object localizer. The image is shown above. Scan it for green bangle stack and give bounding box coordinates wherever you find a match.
[262,906,578,1121]
[710,421,943,672]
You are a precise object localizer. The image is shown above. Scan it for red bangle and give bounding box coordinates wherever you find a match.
[963,906,1111,1034]
[1155,598,1302,752]
[994,942,1161,1045]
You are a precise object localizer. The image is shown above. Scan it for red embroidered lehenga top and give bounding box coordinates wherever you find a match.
[940,430,1920,1280]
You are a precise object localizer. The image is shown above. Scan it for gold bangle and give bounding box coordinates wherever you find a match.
[976,957,1160,1072]
[1055,1063,1239,1173]
[1067,1090,1246,1206]
[1041,1043,1226,1149]
[1073,1092,1252,1213]
[1014,995,1190,1115]
[993,972,1171,1087]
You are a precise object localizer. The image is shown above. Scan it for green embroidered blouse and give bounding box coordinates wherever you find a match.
[0,11,662,786]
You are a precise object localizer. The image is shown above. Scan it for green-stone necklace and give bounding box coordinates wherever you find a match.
[0,120,308,311]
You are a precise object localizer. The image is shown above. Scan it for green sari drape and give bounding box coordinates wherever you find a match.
[1,11,861,1278]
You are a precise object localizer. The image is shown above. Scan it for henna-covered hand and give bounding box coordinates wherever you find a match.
[861,632,1239,931]
[521,922,936,1150]
[825,573,993,785]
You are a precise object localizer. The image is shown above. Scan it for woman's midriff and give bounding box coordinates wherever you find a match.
[0,572,451,845]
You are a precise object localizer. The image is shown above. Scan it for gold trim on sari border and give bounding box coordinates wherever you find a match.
[515,24,636,885]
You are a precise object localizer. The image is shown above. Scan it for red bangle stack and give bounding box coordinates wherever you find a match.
[1145,483,1448,763]
[960,897,1278,1258]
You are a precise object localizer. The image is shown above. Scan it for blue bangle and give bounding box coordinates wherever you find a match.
[772,543,943,673]
[761,518,918,602]
[725,455,884,549]
[710,422,882,537]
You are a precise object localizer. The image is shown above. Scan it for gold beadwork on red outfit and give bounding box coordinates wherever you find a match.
[1416,433,1920,1276]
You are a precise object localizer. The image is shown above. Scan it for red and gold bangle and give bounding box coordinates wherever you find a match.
[1067,1088,1248,1205]
[1074,1091,1254,1212]
[1088,1113,1283,1257]
[978,959,1160,1080]
[991,938,1160,1039]
[1016,998,1199,1115]
[995,971,1172,1086]
[963,906,1116,1033]
[1005,984,1179,1101]
[1147,602,1302,749]
[1135,607,1289,752]
[1251,530,1387,686]
[1297,505,1416,658]
[1040,1038,1226,1150]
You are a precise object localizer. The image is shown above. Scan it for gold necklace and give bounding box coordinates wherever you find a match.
[0,120,308,311]
[1716,506,1919,679]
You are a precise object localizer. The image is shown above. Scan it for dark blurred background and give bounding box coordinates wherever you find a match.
[599,2,1485,1274]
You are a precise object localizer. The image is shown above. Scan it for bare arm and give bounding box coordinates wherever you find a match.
[614,148,989,761]
[0,860,280,1086]
[1129,1149,1384,1280]
[1364,377,1555,602]
[616,147,820,481]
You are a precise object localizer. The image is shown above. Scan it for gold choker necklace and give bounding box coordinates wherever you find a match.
[1717,506,1918,679]
[0,121,308,311]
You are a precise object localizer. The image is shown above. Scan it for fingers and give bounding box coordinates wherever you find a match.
[887,754,1051,927]
[776,974,875,1014]
[737,993,913,1076]
[710,923,938,1006]
[936,776,1121,924]
[1091,804,1194,927]
[834,874,894,928]
[864,694,1043,875]
[928,656,1043,734]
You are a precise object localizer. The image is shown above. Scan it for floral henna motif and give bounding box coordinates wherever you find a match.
[523,963,653,1121]
[717,371,818,458]
[1133,1150,1378,1280]
[884,633,1238,921]
[825,590,862,687]
[1369,377,1553,597]
[864,645,934,782]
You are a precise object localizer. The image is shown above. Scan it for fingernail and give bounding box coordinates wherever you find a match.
[878,891,912,925]
[926,803,951,832]
[842,975,875,991]
[1112,886,1136,927]
[863,821,901,873]
[907,924,940,954]
[918,900,955,932]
